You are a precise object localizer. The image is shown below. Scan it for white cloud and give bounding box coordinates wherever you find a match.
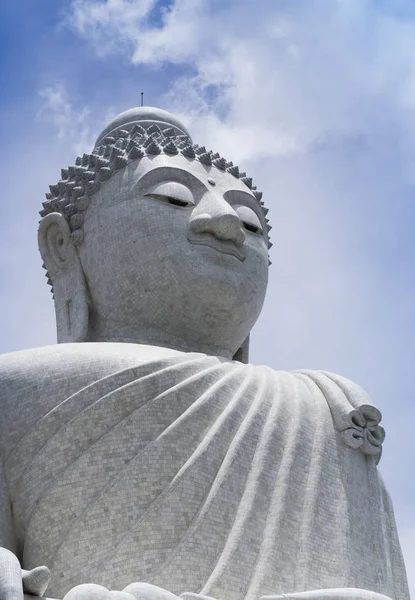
[67,0,415,163]
[66,0,157,56]
[37,83,95,154]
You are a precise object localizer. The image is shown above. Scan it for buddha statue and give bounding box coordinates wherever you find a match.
[0,107,409,600]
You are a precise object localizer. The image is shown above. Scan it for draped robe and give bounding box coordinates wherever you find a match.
[0,343,409,600]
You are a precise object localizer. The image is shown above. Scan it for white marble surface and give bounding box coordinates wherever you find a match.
[0,343,409,600]
[0,108,410,600]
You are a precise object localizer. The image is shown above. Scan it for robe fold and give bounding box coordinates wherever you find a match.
[0,344,409,600]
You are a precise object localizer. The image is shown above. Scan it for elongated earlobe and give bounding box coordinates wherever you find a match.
[38,212,89,343]
[232,335,250,363]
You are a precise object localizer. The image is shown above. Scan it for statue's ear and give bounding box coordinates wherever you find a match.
[232,335,250,364]
[38,213,89,343]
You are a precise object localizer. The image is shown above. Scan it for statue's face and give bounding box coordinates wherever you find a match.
[78,154,269,357]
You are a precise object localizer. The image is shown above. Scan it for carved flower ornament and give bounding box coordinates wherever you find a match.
[341,404,385,463]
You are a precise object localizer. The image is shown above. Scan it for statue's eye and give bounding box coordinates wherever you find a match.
[234,205,263,236]
[146,194,193,207]
[242,221,261,234]
[166,197,189,207]
[145,182,194,208]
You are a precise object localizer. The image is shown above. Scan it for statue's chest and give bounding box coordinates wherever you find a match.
[6,357,241,556]
[10,365,326,597]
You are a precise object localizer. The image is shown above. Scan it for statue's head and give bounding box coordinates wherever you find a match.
[38,107,271,361]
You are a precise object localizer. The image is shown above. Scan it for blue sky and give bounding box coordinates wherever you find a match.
[1,0,414,593]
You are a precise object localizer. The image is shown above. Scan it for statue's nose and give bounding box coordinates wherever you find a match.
[189,196,245,246]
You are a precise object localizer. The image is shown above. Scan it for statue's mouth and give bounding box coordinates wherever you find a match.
[187,233,245,261]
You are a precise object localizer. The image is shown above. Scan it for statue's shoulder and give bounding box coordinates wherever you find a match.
[0,341,185,382]
[254,365,373,405]
[291,368,374,407]
[0,342,132,393]
[256,365,379,415]
[256,367,384,460]
[0,343,185,454]
[0,344,75,408]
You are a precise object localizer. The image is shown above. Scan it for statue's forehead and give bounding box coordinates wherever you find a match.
[128,154,256,198]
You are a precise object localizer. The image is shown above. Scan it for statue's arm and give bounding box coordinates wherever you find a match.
[0,457,51,599]
[0,455,23,600]
[0,353,18,553]
[0,455,17,553]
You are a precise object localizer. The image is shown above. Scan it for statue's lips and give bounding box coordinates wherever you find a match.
[187,233,246,261]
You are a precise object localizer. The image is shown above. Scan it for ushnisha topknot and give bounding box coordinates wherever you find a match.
[40,106,272,253]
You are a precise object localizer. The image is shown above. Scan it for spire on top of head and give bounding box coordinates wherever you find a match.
[95,106,192,147]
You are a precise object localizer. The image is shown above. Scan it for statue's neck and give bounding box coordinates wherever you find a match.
[86,315,234,360]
